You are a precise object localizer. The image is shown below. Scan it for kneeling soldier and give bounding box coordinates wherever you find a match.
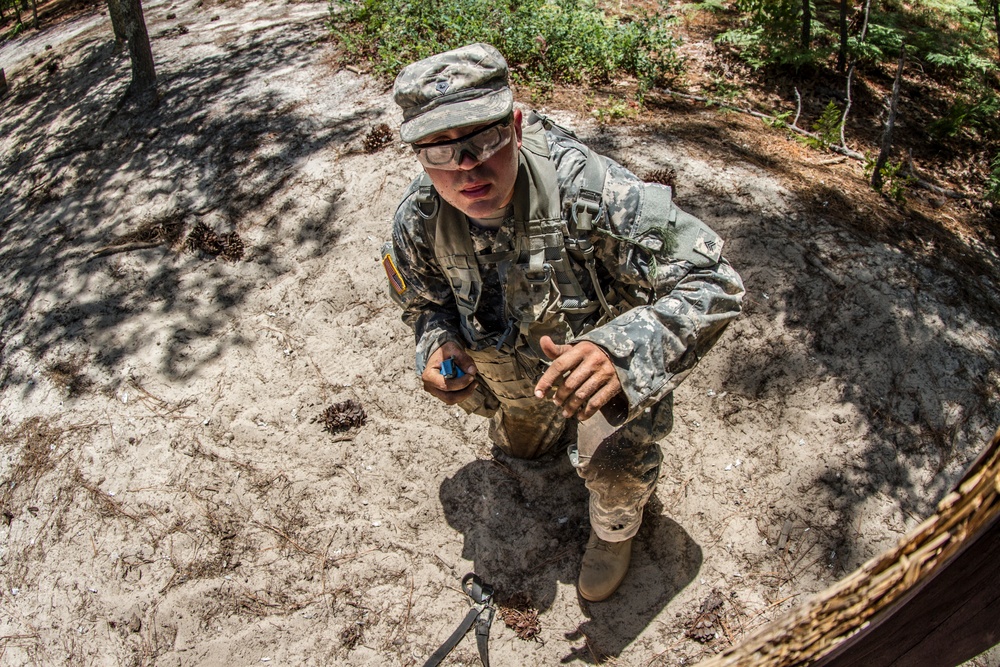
[383,43,744,601]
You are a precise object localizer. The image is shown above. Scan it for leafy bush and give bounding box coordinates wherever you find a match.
[928,77,1000,140]
[864,156,914,202]
[714,0,998,77]
[591,95,639,123]
[865,0,998,76]
[987,154,1000,203]
[715,0,836,69]
[6,21,24,39]
[796,100,842,150]
[681,0,729,13]
[329,0,683,93]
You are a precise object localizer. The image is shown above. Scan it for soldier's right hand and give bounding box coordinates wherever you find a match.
[422,342,479,405]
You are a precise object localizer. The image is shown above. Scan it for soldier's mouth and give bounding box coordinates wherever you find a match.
[460,183,492,198]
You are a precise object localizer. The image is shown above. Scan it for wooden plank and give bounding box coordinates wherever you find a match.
[816,514,1000,667]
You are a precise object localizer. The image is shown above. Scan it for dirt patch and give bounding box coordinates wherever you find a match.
[0,1,999,666]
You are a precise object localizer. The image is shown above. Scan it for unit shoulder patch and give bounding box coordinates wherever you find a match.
[383,252,407,295]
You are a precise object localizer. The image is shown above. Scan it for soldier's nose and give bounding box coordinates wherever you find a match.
[456,149,482,171]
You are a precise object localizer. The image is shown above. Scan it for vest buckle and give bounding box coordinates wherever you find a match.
[571,189,603,232]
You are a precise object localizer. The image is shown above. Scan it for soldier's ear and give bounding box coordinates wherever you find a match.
[513,109,523,149]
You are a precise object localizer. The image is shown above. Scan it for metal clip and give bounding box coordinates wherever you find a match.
[415,185,440,220]
[495,319,518,352]
[571,189,603,232]
[524,263,553,285]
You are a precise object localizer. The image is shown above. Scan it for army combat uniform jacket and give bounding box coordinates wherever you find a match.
[385,113,744,539]
[387,114,745,427]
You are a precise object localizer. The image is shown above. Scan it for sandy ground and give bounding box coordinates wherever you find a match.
[2,1,999,665]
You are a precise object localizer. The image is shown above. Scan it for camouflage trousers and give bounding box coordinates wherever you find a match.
[460,345,671,542]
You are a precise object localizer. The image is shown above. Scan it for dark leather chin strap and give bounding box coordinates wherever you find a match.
[422,573,495,667]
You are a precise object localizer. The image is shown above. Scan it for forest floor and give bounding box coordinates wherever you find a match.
[1,0,999,665]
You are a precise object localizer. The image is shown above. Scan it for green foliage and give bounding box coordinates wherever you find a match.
[797,100,842,149]
[712,0,998,77]
[864,156,914,202]
[329,0,683,93]
[706,75,743,104]
[928,77,1000,139]
[591,95,639,123]
[680,0,729,13]
[862,23,905,63]
[925,50,994,74]
[764,109,793,127]
[863,0,998,77]
[986,154,1000,203]
[715,0,835,69]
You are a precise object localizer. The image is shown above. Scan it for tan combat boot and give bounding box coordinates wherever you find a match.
[578,531,633,602]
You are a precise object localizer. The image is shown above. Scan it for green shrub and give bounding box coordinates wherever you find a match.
[329,0,683,94]
[928,78,1000,140]
[864,156,914,202]
[796,100,843,150]
[715,0,835,69]
[6,21,24,39]
[986,154,1000,203]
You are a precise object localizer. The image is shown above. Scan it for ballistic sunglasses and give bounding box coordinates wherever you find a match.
[412,116,513,170]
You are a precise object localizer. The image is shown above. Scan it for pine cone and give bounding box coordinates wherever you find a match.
[363,123,393,154]
[320,400,367,434]
[184,221,223,256]
[643,168,677,194]
[219,232,245,262]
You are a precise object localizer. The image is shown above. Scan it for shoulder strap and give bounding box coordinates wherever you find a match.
[525,110,608,232]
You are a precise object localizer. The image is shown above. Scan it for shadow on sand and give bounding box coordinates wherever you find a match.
[440,449,702,663]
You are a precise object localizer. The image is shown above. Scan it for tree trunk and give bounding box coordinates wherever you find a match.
[802,0,812,49]
[840,0,873,146]
[838,0,849,73]
[13,0,22,26]
[106,0,127,47]
[992,0,1000,62]
[120,0,156,95]
[30,0,38,29]
[872,47,906,192]
[861,0,873,40]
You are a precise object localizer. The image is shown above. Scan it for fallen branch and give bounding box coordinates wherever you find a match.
[905,152,969,199]
[90,240,163,259]
[908,176,969,199]
[654,88,865,161]
[657,87,970,202]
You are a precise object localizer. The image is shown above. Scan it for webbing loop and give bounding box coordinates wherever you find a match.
[422,573,496,667]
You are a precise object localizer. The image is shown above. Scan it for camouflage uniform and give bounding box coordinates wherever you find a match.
[386,114,744,541]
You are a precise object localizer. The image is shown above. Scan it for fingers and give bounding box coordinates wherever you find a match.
[573,382,621,421]
[534,340,622,420]
[552,354,618,418]
[423,376,479,405]
[422,342,479,405]
[534,335,575,400]
[538,335,568,361]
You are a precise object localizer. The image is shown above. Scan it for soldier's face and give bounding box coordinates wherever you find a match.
[416,109,523,219]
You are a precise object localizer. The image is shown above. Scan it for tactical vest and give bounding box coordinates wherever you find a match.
[387,112,724,364]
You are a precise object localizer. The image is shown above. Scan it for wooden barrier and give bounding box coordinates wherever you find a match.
[697,427,1000,667]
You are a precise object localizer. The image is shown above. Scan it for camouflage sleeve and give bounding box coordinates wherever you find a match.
[388,196,463,375]
[575,161,745,423]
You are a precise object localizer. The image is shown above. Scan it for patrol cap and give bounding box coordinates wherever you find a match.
[393,43,513,144]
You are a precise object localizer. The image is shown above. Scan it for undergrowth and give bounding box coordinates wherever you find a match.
[328,0,683,95]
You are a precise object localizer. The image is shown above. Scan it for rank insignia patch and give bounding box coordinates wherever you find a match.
[383,252,407,295]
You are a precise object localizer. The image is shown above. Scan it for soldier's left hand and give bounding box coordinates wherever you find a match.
[534,336,622,421]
